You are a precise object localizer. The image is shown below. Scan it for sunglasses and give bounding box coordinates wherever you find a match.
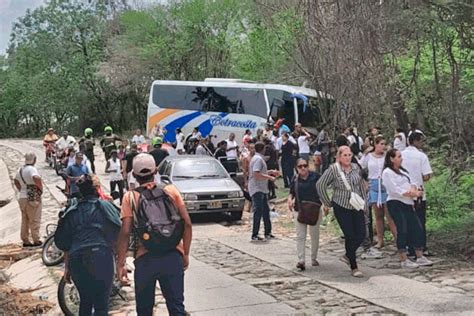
[297,164,308,169]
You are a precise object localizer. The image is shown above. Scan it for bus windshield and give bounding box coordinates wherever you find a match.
[152,85,267,117]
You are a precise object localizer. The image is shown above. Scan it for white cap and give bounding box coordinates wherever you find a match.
[132,153,156,177]
[25,152,36,164]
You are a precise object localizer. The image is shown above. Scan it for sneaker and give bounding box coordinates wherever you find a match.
[401,260,419,269]
[351,269,364,277]
[296,261,306,271]
[416,256,433,267]
[361,247,384,259]
[251,236,264,242]
[265,234,275,240]
[339,255,350,267]
[423,250,434,257]
[311,259,319,267]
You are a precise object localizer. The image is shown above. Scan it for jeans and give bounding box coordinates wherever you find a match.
[294,211,322,262]
[333,203,366,270]
[251,192,272,238]
[281,158,295,188]
[413,200,427,251]
[110,180,124,204]
[387,200,424,253]
[69,246,114,316]
[134,250,185,316]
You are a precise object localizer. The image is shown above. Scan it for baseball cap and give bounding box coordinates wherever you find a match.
[75,152,84,159]
[25,152,36,164]
[133,153,156,176]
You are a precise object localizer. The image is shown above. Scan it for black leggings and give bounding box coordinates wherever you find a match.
[333,203,366,269]
[110,180,124,204]
[281,158,295,188]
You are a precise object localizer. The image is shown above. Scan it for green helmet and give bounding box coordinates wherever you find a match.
[104,126,113,133]
[84,128,93,136]
[151,136,163,146]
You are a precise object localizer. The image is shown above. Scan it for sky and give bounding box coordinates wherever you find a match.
[0,0,165,55]
[0,0,45,54]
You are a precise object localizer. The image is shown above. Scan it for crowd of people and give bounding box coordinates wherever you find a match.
[10,120,434,314]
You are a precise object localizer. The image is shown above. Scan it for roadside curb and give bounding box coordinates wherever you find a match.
[0,158,16,204]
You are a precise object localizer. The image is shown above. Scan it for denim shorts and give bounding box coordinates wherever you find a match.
[368,179,387,205]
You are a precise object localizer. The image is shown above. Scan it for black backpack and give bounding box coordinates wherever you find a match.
[131,185,184,255]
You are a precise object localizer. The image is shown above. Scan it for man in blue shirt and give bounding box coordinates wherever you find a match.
[66,152,90,198]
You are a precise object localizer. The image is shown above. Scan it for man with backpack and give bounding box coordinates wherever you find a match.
[116,153,192,316]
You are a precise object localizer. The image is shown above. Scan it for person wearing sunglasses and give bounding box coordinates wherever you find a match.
[359,135,397,251]
[316,146,368,277]
[287,158,323,271]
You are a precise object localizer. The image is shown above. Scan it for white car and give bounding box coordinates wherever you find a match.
[158,155,245,221]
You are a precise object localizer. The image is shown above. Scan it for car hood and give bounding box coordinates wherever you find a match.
[172,178,241,194]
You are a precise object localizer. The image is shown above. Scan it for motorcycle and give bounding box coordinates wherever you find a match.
[58,263,126,316]
[58,233,134,315]
[43,141,56,167]
[53,148,68,176]
[41,183,69,267]
[42,180,121,267]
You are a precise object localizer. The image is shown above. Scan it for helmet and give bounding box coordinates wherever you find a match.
[151,136,163,147]
[104,126,113,133]
[84,128,93,136]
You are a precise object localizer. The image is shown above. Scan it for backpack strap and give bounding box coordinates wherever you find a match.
[129,190,140,258]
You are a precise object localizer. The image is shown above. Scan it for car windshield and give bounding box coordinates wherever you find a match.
[172,159,228,180]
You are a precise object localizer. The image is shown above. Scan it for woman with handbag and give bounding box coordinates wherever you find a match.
[316,146,367,277]
[287,158,323,271]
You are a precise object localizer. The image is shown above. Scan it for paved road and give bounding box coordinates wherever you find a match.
[1,139,473,315]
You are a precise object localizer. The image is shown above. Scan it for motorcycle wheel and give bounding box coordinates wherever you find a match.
[58,276,80,316]
[42,235,64,266]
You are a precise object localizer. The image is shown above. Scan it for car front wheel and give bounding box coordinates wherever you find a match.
[229,211,243,221]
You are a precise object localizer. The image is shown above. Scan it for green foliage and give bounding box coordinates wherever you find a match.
[231,8,301,82]
[425,158,474,233]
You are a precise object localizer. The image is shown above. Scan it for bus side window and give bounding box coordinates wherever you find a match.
[266,90,296,128]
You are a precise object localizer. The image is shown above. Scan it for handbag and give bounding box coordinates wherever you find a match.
[335,163,365,211]
[295,176,321,225]
[19,167,42,202]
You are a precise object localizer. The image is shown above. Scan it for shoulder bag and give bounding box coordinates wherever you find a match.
[335,163,365,211]
[295,176,321,225]
[19,167,42,202]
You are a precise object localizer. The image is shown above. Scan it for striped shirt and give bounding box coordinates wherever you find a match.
[316,163,368,210]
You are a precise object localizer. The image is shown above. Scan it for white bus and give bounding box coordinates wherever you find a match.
[146,78,331,144]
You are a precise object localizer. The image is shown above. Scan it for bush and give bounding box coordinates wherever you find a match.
[425,158,474,233]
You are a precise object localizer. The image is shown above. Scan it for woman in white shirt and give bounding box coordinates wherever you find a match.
[360,136,397,249]
[105,150,124,204]
[381,149,433,269]
[175,128,185,154]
